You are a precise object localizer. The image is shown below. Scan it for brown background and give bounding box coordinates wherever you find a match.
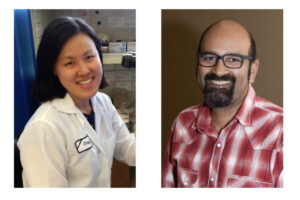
[161,10,283,160]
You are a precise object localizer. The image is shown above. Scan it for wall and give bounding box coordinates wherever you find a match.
[161,10,283,159]
[31,10,135,50]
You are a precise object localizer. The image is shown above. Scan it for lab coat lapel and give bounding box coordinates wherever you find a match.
[89,95,108,154]
[91,94,115,158]
[92,97,102,135]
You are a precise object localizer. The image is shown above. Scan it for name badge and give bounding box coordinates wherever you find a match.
[75,135,92,153]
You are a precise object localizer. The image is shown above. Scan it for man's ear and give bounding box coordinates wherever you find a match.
[249,59,259,84]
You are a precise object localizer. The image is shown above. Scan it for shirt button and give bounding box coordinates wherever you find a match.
[183,181,188,186]
[217,143,221,148]
[210,177,215,182]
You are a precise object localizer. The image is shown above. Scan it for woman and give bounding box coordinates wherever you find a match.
[17,16,136,187]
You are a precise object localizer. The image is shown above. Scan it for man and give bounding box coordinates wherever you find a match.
[162,19,283,188]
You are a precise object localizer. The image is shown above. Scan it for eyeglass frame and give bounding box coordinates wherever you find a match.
[197,52,254,69]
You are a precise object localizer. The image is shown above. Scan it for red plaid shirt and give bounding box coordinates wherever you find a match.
[162,85,283,187]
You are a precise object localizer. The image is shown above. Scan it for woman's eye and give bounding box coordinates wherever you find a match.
[86,55,95,60]
[64,61,74,66]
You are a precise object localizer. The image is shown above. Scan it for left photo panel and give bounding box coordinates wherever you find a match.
[14,9,136,188]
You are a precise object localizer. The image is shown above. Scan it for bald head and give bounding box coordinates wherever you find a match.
[205,19,248,34]
[198,20,256,61]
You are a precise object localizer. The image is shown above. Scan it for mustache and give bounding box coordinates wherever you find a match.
[204,73,236,83]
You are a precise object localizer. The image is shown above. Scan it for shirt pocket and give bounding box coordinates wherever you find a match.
[177,166,198,187]
[227,175,274,188]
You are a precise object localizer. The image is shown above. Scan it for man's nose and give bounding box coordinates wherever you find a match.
[212,59,228,76]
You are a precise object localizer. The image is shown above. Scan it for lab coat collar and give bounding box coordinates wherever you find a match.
[51,93,105,114]
[90,94,104,115]
[50,93,79,114]
[50,93,87,129]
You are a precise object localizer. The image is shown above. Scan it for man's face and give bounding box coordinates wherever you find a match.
[197,21,258,109]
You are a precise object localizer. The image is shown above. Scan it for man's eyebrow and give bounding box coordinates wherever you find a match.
[200,51,243,56]
[200,51,217,55]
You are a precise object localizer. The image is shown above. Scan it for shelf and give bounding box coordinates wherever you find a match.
[103,53,123,64]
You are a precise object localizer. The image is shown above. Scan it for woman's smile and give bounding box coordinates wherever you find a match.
[76,77,93,85]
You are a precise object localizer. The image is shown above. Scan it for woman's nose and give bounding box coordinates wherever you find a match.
[77,61,90,75]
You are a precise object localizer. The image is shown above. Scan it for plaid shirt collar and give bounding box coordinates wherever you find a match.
[195,84,256,136]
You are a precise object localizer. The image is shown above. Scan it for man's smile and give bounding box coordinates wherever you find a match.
[208,79,232,88]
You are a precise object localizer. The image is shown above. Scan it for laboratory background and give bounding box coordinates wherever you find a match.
[14,9,136,188]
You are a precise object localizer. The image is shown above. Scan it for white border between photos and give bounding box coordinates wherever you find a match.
[1,0,299,199]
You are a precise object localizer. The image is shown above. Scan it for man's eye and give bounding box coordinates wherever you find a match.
[227,57,242,63]
[203,56,216,61]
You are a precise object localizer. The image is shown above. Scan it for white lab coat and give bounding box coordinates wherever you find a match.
[17,92,136,187]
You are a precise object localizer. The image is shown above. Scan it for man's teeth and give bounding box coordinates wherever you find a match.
[77,78,92,85]
[211,80,231,85]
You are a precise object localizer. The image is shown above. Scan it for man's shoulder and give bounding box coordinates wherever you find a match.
[177,104,202,118]
[254,96,283,116]
[172,104,204,128]
[246,96,283,150]
[170,104,203,143]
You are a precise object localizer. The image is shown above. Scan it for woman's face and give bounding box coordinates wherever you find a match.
[54,33,103,106]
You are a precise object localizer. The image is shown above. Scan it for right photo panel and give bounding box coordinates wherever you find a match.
[161,9,283,188]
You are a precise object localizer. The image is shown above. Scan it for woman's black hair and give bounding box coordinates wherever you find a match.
[33,16,108,103]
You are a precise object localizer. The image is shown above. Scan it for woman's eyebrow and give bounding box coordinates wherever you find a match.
[60,49,96,60]
[60,56,73,61]
[84,49,95,55]
[63,55,73,58]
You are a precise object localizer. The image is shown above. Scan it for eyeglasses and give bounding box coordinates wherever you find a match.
[198,52,253,69]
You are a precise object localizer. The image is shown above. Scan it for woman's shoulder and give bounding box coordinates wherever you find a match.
[26,102,52,122]
[23,100,67,130]
[19,104,55,138]
[18,103,68,151]
[19,100,72,143]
